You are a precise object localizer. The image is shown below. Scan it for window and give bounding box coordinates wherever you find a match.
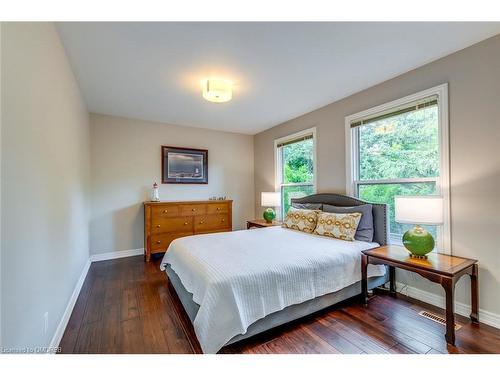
[346,84,450,253]
[275,128,316,218]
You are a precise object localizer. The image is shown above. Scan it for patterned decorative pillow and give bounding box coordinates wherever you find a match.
[282,207,319,233]
[323,204,373,242]
[314,212,363,241]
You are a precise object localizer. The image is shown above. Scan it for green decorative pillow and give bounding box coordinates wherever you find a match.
[282,207,319,233]
[314,212,362,241]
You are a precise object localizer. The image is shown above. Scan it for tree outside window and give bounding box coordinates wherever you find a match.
[354,98,440,243]
[276,133,315,217]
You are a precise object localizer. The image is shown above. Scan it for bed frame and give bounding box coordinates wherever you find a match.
[291,193,388,246]
[164,193,389,353]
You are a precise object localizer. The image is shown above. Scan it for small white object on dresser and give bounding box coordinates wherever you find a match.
[151,182,160,202]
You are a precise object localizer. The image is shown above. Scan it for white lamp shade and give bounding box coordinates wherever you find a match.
[395,196,443,225]
[261,192,281,207]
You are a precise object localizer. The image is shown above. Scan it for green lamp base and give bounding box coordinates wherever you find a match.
[263,208,276,223]
[402,225,435,259]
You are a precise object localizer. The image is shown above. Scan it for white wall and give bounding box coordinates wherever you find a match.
[1,23,90,349]
[90,113,254,255]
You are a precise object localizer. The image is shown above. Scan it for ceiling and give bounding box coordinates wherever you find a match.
[57,22,500,135]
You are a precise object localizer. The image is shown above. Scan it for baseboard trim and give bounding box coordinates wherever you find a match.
[49,258,91,351]
[395,282,500,329]
[89,248,144,262]
[49,248,144,351]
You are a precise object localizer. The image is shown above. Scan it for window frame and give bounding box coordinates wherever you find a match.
[345,84,451,254]
[274,127,317,219]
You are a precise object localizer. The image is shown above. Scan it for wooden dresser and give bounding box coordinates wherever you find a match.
[143,200,233,261]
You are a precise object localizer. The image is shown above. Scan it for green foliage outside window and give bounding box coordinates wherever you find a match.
[357,105,440,238]
[359,183,437,238]
[359,107,439,180]
[281,138,314,214]
[283,139,314,183]
[282,185,315,216]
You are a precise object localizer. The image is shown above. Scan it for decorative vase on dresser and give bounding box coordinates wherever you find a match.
[143,200,233,261]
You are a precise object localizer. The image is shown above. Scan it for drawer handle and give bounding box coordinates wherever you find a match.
[156,224,161,228]
[156,240,161,244]
[222,219,225,222]
[163,210,168,213]
[184,222,188,225]
[192,208,196,211]
[216,207,221,211]
[199,221,204,224]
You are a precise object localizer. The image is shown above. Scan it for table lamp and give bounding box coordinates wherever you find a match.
[261,192,281,223]
[395,196,443,258]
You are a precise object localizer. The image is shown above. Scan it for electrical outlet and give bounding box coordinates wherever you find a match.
[44,312,49,335]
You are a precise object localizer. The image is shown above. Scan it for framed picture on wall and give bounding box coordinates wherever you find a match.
[161,146,208,184]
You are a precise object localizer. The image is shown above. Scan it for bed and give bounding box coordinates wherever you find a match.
[160,193,389,353]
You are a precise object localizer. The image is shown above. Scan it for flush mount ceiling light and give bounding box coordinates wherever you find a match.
[202,78,232,103]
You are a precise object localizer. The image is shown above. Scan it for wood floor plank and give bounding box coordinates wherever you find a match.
[58,269,95,353]
[139,311,171,353]
[261,325,340,354]
[161,322,195,354]
[307,317,364,354]
[388,343,419,354]
[73,321,102,354]
[367,297,474,353]
[327,311,397,350]
[321,315,390,353]
[59,255,500,354]
[82,274,105,324]
[100,303,122,353]
[121,317,148,354]
[103,275,122,307]
[121,287,140,321]
[426,348,444,354]
[341,304,432,354]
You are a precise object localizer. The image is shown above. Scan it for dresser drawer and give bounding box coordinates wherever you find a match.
[150,232,192,252]
[151,205,180,218]
[195,213,230,232]
[144,200,232,261]
[151,217,193,234]
[206,202,229,214]
[181,204,206,216]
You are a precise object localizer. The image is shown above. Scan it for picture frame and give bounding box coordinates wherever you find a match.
[161,146,208,184]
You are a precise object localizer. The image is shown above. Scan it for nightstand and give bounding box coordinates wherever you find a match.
[361,245,478,346]
[246,219,282,229]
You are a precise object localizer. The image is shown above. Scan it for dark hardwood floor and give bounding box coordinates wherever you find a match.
[59,254,500,354]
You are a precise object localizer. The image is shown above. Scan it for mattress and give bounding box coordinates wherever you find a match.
[161,226,386,353]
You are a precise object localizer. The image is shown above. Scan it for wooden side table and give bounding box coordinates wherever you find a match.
[361,245,478,346]
[246,219,282,229]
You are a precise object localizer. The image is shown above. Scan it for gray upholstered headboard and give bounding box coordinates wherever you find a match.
[291,193,388,246]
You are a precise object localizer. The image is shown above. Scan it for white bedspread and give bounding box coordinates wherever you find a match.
[160,226,385,353]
